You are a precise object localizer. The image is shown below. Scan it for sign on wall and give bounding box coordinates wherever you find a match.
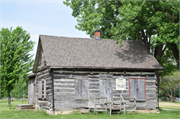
[116,78,126,90]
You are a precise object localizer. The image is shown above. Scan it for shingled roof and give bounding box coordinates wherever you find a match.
[33,35,163,72]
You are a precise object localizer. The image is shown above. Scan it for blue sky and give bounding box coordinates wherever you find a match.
[0,0,89,60]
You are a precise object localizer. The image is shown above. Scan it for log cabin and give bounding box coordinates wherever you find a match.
[28,31,163,115]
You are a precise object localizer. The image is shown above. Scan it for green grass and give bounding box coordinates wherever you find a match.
[159,101,180,110]
[0,99,180,119]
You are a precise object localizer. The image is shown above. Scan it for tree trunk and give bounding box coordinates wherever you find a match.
[170,43,179,70]
[154,44,164,63]
[179,85,180,99]
[7,90,11,106]
[170,89,172,102]
[164,94,167,101]
[172,87,176,102]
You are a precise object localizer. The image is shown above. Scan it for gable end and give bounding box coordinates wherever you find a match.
[33,37,47,73]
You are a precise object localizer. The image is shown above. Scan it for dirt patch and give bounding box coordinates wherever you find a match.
[136,110,159,113]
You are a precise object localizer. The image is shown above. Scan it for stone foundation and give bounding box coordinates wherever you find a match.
[136,109,160,113]
[45,109,90,115]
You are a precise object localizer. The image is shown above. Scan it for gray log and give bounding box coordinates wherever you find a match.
[54,85,75,88]
[54,89,74,92]
[54,81,74,84]
[54,93,74,96]
[89,82,99,86]
[54,100,88,108]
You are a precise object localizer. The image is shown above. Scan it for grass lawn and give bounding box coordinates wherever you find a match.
[159,101,180,110]
[0,99,180,119]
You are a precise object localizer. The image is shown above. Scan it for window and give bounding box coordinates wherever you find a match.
[38,80,46,99]
[44,79,46,99]
[128,77,146,101]
[38,81,42,98]
[75,78,88,100]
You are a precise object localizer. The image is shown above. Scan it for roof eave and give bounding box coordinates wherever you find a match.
[28,73,36,77]
[33,36,42,73]
[50,66,163,71]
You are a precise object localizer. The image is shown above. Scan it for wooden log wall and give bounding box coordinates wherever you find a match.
[53,70,89,111]
[52,69,158,111]
[112,75,157,110]
[36,68,52,109]
[37,49,46,71]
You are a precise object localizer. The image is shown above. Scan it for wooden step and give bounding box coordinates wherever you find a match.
[20,107,35,109]
[91,107,121,111]
[95,103,105,105]
[95,110,107,112]
[113,102,126,105]
[95,97,106,99]
[16,104,35,111]
[121,109,136,112]
[16,104,34,107]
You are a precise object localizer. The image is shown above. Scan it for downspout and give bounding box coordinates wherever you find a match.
[51,69,55,111]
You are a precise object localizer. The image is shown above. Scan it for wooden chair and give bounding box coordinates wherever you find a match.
[119,95,136,115]
[94,95,112,115]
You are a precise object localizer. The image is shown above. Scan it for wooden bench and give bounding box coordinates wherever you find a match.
[119,95,136,114]
[94,95,112,115]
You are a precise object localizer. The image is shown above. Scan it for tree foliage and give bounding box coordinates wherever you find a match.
[160,71,180,102]
[11,75,28,100]
[0,26,35,105]
[63,0,179,73]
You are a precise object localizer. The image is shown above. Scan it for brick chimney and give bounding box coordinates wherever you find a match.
[94,30,101,40]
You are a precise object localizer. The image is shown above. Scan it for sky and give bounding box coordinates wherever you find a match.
[0,0,90,60]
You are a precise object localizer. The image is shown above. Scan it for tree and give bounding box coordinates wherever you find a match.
[0,27,35,106]
[63,0,179,70]
[11,75,28,102]
[63,0,179,107]
[160,71,180,102]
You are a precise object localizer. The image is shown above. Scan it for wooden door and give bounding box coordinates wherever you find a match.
[99,78,112,104]
[28,78,35,104]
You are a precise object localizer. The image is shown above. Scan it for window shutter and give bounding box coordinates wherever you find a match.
[137,79,145,101]
[129,78,146,101]
[129,79,135,99]
[44,79,46,99]
[75,78,88,100]
[38,81,42,98]
[83,79,89,99]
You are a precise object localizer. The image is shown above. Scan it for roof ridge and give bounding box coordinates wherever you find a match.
[39,34,144,42]
[40,34,92,39]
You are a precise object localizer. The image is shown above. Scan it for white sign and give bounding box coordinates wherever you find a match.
[116,78,126,90]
